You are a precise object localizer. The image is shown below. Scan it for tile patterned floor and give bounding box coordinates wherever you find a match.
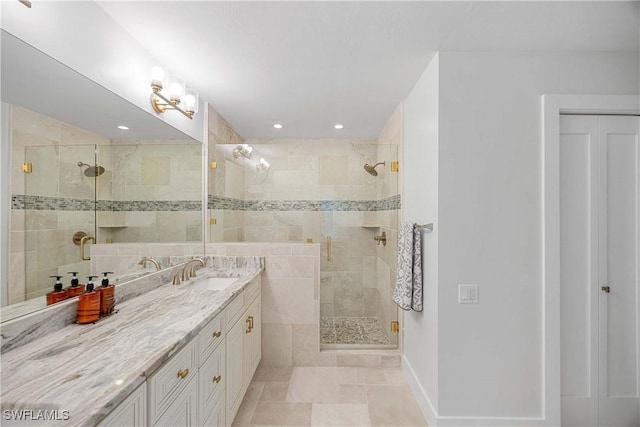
[232,365,428,427]
[320,317,390,345]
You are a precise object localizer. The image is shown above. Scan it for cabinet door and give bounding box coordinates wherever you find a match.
[98,383,146,427]
[246,297,261,381]
[199,342,225,426]
[154,377,198,427]
[225,316,246,426]
[202,394,225,427]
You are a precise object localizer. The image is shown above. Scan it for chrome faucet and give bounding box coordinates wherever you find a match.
[181,258,206,282]
[138,256,161,270]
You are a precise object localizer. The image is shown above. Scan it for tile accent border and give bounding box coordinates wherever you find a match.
[209,194,401,212]
[12,194,400,212]
[11,195,202,211]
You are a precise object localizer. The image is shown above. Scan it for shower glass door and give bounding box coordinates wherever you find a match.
[319,143,399,349]
[17,144,97,303]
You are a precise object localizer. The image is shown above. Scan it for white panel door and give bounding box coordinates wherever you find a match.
[560,115,640,427]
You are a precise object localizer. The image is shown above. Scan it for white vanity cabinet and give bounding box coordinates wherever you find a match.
[98,383,147,427]
[99,275,261,427]
[226,278,262,426]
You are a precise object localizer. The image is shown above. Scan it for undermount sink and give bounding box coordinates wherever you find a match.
[187,276,238,292]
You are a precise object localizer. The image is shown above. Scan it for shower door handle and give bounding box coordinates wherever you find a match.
[326,236,331,261]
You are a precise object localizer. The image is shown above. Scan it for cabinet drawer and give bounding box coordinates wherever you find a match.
[199,343,225,425]
[199,311,225,365]
[226,294,244,327]
[148,339,198,424]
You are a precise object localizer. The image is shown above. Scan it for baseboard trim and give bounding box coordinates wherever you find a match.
[402,355,548,427]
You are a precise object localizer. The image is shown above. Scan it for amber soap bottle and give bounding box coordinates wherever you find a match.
[77,276,100,324]
[65,271,85,298]
[98,272,115,316]
[46,276,68,306]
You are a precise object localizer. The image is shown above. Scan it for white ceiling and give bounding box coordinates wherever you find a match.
[98,1,639,139]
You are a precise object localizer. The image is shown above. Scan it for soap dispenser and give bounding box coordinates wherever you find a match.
[65,271,85,298]
[97,272,115,316]
[46,276,68,305]
[77,276,100,324]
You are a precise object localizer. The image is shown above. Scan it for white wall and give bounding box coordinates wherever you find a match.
[403,51,639,425]
[0,1,204,142]
[402,52,440,424]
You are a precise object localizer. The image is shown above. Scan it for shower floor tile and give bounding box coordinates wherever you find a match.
[320,317,390,345]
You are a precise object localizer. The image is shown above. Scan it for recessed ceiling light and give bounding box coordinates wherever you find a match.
[273,124,283,129]
[334,124,344,129]
[117,125,129,130]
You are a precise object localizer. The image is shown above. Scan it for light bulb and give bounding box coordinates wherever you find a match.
[184,88,199,114]
[150,66,165,91]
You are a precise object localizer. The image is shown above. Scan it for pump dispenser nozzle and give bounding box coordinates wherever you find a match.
[86,276,98,292]
[65,271,85,297]
[49,275,64,292]
[101,272,114,287]
[68,272,79,286]
[46,276,68,305]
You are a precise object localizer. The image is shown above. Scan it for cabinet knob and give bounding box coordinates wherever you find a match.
[177,368,189,379]
[212,331,222,338]
[212,375,222,383]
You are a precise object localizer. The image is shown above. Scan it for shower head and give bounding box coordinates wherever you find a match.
[77,161,105,177]
[363,161,386,177]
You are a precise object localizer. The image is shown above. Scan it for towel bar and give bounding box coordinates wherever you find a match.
[414,223,434,231]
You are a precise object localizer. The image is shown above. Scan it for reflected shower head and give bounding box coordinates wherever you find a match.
[363,161,385,176]
[77,161,105,177]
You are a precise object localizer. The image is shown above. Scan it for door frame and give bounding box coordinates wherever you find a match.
[542,94,639,426]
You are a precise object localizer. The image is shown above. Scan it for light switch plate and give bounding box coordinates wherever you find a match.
[458,284,479,304]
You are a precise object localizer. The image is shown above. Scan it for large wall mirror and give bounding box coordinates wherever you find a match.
[1,30,205,319]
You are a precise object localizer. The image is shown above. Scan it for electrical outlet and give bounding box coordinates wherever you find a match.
[458,284,479,304]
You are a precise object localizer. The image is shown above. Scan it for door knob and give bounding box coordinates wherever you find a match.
[601,286,611,293]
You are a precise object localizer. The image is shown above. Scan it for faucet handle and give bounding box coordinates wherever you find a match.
[172,274,181,285]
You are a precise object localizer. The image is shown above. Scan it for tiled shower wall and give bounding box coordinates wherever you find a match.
[207,123,401,344]
[8,106,202,304]
[96,142,202,244]
[9,107,106,303]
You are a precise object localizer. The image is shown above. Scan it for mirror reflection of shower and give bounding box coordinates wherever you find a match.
[363,161,385,176]
[77,161,105,177]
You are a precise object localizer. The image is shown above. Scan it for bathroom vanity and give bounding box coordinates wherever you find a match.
[0,258,263,427]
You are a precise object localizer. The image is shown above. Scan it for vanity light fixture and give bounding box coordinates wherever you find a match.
[149,66,198,119]
[256,157,270,172]
[232,144,253,159]
[334,124,344,129]
[273,123,283,129]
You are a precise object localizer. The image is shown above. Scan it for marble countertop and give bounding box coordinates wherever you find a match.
[0,265,262,427]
